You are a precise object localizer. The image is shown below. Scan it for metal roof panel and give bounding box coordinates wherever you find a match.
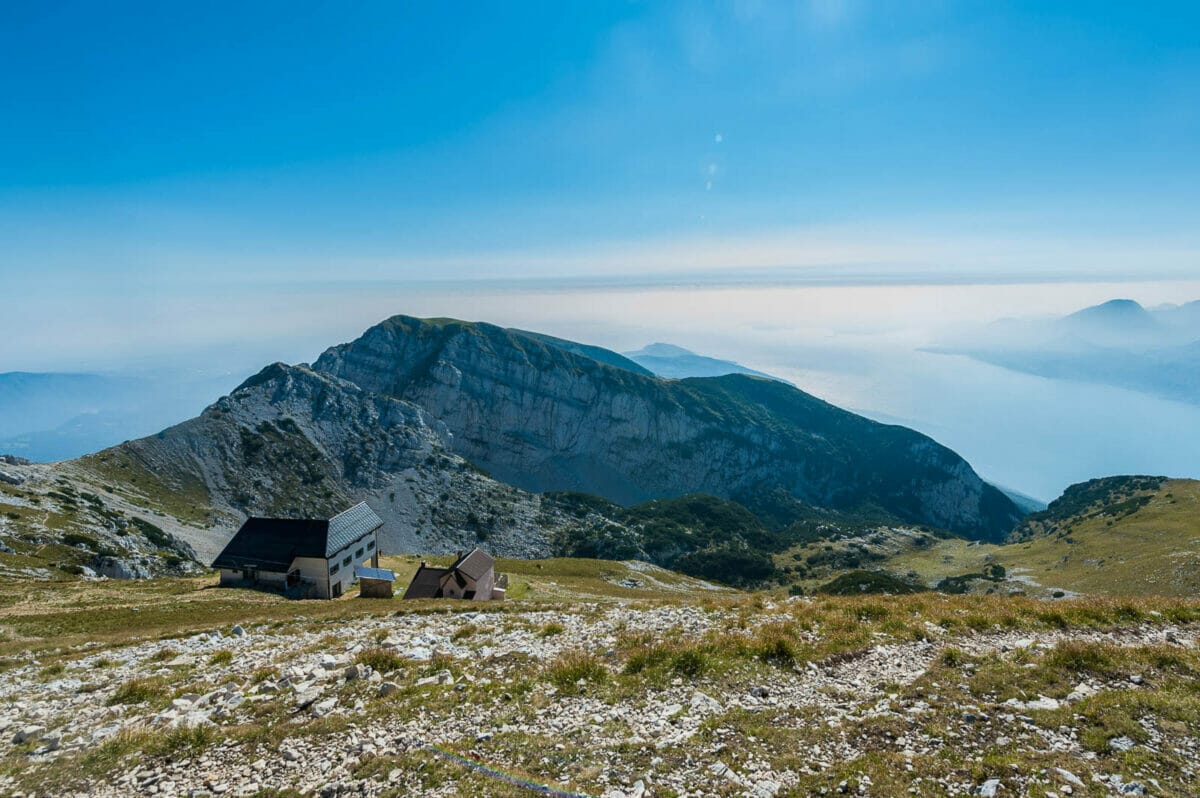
[326,502,383,556]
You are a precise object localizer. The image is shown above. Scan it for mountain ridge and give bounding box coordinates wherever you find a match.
[313,315,1021,540]
[623,342,784,381]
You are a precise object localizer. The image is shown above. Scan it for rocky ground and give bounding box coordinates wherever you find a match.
[1,579,1198,797]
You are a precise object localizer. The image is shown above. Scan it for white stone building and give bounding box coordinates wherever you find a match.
[212,503,383,599]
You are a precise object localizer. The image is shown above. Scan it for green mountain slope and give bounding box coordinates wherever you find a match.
[886,477,1200,597]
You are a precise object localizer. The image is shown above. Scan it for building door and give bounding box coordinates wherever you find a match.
[332,582,342,598]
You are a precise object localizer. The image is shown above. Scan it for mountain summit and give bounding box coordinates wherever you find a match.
[313,315,1021,540]
[1057,298,1162,343]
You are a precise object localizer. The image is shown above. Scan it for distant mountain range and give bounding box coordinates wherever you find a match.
[6,313,1197,597]
[0,370,246,462]
[623,343,785,382]
[932,298,1200,405]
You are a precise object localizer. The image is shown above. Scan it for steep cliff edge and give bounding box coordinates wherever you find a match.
[314,316,1022,541]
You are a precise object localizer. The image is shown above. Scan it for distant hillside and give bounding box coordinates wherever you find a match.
[885,476,1200,598]
[75,363,565,561]
[932,297,1200,405]
[1009,475,1169,542]
[516,330,655,376]
[0,370,246,462]
[0,372,142,438]
[997,486,1048,515]
[623,343,784,382]
[1057,298,1162,342]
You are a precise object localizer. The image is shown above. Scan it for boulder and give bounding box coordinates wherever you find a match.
[12,725,45,745]
[976,779,1001,797]
[93,556,152,580]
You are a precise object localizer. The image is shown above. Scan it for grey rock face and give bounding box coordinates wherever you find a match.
[105,362,557,559]
[93,556,153,580]
[315,316,1022,540]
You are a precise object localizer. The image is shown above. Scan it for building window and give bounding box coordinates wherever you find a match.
[330,562,340,575]
[366,540,375,551]
[355,548,364,559]
[343,555,352,567]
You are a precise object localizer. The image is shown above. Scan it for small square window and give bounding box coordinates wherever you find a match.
[367,540,375,551]
[330,563,339,575]
[355,548,364,558]
[343,555,352,567]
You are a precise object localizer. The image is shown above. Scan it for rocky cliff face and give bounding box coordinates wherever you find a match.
[314,316,1023,541]
[85,363,556,559]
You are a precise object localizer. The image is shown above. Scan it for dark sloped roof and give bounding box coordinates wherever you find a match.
[451,548,494,582]
[212,517,330,572]
[212,502,382,571]
[403,565,449,599]
[327,503,383,557]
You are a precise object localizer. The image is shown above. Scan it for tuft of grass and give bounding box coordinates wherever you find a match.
[356,647,406,673]
[152,723,217,756]
[623,643,711,679]
[451,623,480,641]
[940,647,967,668]
[668,647,709,677]
[539,622,566,638]
[744,621,803,667]
[107,677,167,706]
[544,651,608,695]
[208,649,233,666]
[251,666,279,684]
[81,729,154,773]
[39,662,66,679]
[1044,641,1115,675]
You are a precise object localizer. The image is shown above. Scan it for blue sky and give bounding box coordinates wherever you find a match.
[3,0,1200,365]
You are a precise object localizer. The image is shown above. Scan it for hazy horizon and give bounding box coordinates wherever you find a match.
[5,275,1200,502]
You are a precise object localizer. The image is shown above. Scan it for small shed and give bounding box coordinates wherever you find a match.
[355,565,396,598]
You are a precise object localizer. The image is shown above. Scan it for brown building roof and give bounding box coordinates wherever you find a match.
[451,548,494,581]
[403,564,450,599]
